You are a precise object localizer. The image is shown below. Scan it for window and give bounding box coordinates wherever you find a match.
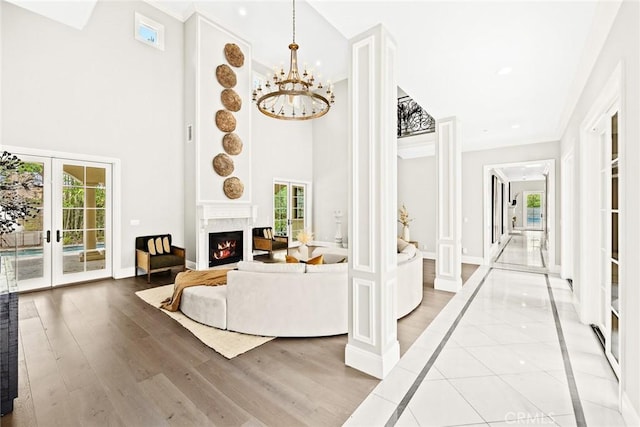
[135,12,164,51]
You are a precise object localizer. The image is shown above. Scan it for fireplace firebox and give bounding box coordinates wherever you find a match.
[209,231,243,267]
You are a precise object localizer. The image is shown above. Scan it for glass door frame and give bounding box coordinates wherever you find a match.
[272,179,312,245]
[4,146,119,291]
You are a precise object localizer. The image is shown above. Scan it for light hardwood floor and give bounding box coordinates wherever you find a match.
[3,260,477,427]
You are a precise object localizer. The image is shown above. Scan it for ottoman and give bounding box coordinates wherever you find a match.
[180,285,227,329]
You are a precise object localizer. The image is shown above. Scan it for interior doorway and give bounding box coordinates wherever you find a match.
[483,159,555,272]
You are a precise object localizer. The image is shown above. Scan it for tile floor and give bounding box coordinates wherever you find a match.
[344,233,626,427]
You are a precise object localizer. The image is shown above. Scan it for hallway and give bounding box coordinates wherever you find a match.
[346,266,625,426]
[493,231,549,274]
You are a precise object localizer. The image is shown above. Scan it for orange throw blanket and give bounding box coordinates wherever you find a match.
[160,269,231,312]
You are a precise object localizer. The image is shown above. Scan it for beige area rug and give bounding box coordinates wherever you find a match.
[135,284,274,359]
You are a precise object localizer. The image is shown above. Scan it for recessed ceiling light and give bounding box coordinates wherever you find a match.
[497,66,512,75]
[315,60,322,67]
[238,7,247,16]
[511,124,520,129]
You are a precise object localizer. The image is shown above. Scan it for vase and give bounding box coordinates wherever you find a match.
[402,225,410,242]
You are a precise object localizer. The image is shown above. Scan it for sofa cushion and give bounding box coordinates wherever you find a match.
[155,237,165,254]
[163,236,171,253]
[237,261,305,273]
[149,254,184,269]
[305,263,348,273]
[263,228,269,239]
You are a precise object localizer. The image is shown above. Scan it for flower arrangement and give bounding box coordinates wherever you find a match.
[398,204,413,227]
[296,229,314,245]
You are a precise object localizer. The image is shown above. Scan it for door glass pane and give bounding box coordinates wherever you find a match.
[612,165,618,211]
[611,112,618,160]
[273,183,288,236]
[611,212,618,261]
[611,312,620,363]
[5,161,46,282]
[291,185,305,241]
[62,230,84,274]
[611,262,619,313]
[85,229,106,272]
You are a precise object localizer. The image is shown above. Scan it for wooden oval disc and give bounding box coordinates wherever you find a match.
[224,43,245,68]
[215,110,236,132]
[221,89,242,112]
[222,133,243,155]
[212,153,234,177]
[216,64,237,88]
[223,176,244,199]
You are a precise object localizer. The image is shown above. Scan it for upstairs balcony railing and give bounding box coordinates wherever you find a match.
[397,95,435,138]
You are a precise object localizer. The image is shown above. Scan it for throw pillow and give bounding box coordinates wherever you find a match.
[400,242,417,258]
[267,229,273,239]
[286,255,300,263]
[322,253,347,264]
[263,229,269,239]
[397,238,410,253]
[162,236,171,253]
[147,238,157,255]
[306,255,324,265]
[155,237,165,255]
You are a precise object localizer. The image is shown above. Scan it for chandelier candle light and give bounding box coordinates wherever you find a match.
[252,0,335,120]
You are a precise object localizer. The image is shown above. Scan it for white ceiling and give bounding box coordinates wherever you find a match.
[497,162,550,182]
[10,0,620,153]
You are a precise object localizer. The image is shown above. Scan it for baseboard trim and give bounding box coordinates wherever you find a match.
[114,268,134,279]
[345,341,400,379]
[622,391,640,427]
[434,276,462,293]
[462,255,484,265]
[421,251,436,260]
[186,260,197,270]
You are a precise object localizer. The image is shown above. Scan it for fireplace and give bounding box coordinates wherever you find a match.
[209,231,243,267]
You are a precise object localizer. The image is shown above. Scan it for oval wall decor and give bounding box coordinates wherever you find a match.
[223,176,244,199]
[222,133,243,155]
[224,43,245,68]
[221,89,242,112]
[212,153,234,177]
[215,64,237,88]
[215,110,237,132]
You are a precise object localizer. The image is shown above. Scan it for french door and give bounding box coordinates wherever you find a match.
[6,155,112,291]
[597,106,621,376]
[273,180,310,244]
[523,191,544,230]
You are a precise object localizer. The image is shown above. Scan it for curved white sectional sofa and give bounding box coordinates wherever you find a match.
[180,245,423,337]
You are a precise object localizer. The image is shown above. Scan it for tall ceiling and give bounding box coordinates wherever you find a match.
[146,0,619,151]
[8,0,620,152]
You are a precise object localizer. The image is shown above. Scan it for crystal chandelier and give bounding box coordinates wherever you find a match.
[252,0,334,120]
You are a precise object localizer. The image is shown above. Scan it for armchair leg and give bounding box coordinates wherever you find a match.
[147,271,151,283]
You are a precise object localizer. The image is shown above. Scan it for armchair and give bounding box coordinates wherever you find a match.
[135,234,186,283]
[252,227,288,257]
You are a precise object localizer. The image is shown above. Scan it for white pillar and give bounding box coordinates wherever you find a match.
[345,25,399,379]
[434,117,462,292]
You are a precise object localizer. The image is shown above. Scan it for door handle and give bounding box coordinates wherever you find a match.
[56,230,61,243]
[46,230,51,243]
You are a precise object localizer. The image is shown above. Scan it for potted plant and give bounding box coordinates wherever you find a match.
[398,204,413,241]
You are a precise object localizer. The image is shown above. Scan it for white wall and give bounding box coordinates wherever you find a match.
[560,0,640,419]
[397,155,436,252]
[1,1,184,276]
[251,108,314,229]
[462,141,560,263]
[509,180,545,231]
[312,80,348,244]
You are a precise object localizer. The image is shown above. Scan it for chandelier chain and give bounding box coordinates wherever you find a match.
[292,0,296,43]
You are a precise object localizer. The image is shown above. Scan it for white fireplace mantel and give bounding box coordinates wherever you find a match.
[193,203,258,270]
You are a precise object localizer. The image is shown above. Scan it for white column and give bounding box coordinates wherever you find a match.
[345,25,399,379]
[434,117,462,292]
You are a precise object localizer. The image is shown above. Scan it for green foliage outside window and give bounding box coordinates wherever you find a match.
[527,193,541,208]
